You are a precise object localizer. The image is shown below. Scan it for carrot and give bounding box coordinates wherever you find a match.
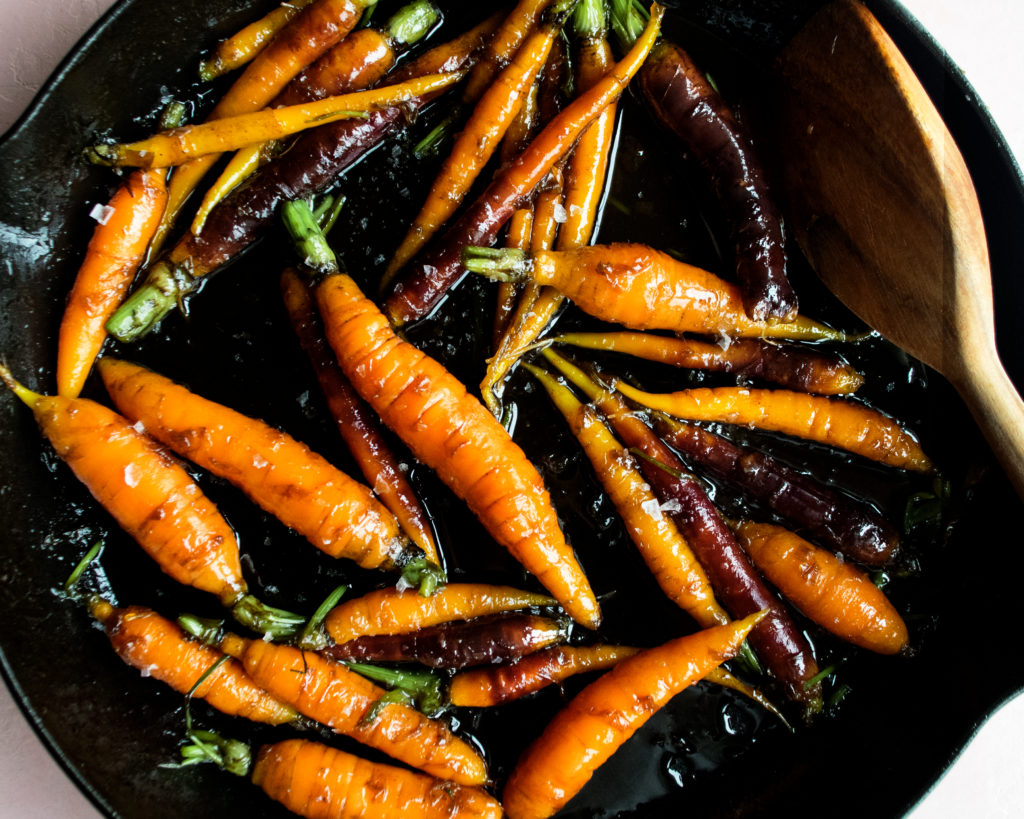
[527,361,730,629]
[284,199,601,630]
[213,630,489,785]
[383,4,665,327]
[87,72,465,169]
[733,521,909,655]
[502,610,767,819]
[615,383,933,472]
[281,268,440,565]
[463,0,556,102]
[463,242,847,341]
[198,0,317,81]
[252,738,503,818]
[89,599,298,724]
[553,331,865,394]
[325,583,555,643]
[97,357,443,592]
[56,168,167,397]
[381,0,576,287]
[324,612,568,668]
[492,207,534,348]
[448,644,640,707]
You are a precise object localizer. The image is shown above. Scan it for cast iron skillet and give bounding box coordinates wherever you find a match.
[1,1,1022,817]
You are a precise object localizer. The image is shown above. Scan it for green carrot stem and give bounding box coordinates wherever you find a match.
[345,662,445,716]
[105,260,195,342]
[231,594,306,640]
[64,541,105,594]
[387,0,439,46]
[461,246,531,282]
[298,584,348,650]
[573,0,607,38]
[282,198,341,276]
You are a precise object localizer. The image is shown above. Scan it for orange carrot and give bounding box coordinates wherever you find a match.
[492,207,534,347]
[553,330,865,394]
[216,631,489,785]
[281,268,440,565]
[97,358,443,591]
[463,0,556,103]
[526,362,729,628]
[462,242,847,341]
[283,199,600,629]
[615,383,933,472]
[381,0,574,286]
[56,168,167,397]
[90,599,297,724]
[198,0,317,81]
[502,610,766,819]
[448,644,640,707]
[252,738,503,818]
[733,521,909,655]
[325,583,555,643]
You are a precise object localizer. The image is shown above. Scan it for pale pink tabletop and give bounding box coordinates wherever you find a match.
[1,0,1022,816]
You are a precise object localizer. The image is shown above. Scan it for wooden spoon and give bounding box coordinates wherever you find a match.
[774,0,1024,498]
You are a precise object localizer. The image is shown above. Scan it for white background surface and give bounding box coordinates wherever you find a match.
[1,0,1022,816]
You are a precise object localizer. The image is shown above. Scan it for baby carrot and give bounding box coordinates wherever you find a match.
[615,383,933,472]
[463,0,556,102]
[492,207,534,348]
[553,330,865,394]
[198,0,317,81]
[503,610,766,819]
[284,200,601,630]
[56,168,167,397]
[90,599,297,724]
[325,583,555,643]
[527,362,730,629]
[449,644,640,707]
[463,242,846,341]
[281,269,440,565]
[733,521,909,655]
[97,358,443,592]
[215,631,489,785]
[252,738,503,818]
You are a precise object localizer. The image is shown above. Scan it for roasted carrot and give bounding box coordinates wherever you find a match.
[492,207,535,347]
[106,12,501,343]
[198,0,317,81]
[612,0,797,322]
[654,414,901,566]
[553,331,865,394]
[463,0,556,102]
[615,383,933,472]
[381,0,576,287]
[90,599,298,724]
[97,358,443,592]
[56,167,167,397]
[449,644,640,707]
[284,199,601,630]
[527,361,729,629]
[383,4,664,327]
[324,612,568,668]
[503,611,766,819]
[325,583,555,643]
[252,738,503,818]
[464,242,846,341]
[281,268,440,565]
[212,630,489,785]
[733,521,909,655]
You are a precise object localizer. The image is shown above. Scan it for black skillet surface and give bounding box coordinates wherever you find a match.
[1,0,1022,817]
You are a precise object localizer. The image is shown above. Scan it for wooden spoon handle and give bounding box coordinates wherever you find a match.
[954,348,1024,499]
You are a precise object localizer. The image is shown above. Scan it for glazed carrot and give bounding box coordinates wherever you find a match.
[733,521,909,655]
[56,168,167,397]
[284,200,601,630]
[449,644,640,707]
[463,243,847,341]
[90,599,297,724]
[503,611,766,819]
[615,383,933,472]
[325,583,555,643]
[553,331,865,394]
[198,0,317,81]
[252,738,503,818]
[87,72,465,168]
[383,4,665,327]
[463,0,555,102]
[97,358,443,592]
[381,0,575,286]
[281,269,440,564]
[492,207,534,347]
[215,631,489,785]
[527,362,729,629]
[324,612,568,668]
